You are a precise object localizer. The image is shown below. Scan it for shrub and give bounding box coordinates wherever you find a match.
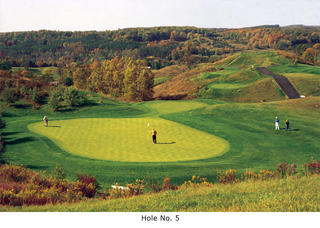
[0,165,34,182]
[182,176,211,188]
[63,77,73,87]
[276,163,289,178]
[0,164,102,206]
[289,164,297,176]
[108,184,129,199]
[19,86,28,98]
[257,169,274,180]
[148,179,163,193]
[109,179,145,199]
[32,173,54,189]
[64,87,88,107]
[127,179,144,196]
[30,87,41,105]
[242,170,258,181]
[148,177,178,193]
[163,177,178,191]
[0,88,18,105]
[48,90,60,111]
[51,164,66,180]
[73,174,98,198]
[304,161,320,176]
[218,169,237,184]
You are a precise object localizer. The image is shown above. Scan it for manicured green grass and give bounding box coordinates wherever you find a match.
[269,63,320,75]
[2,175,320,212]
[28,118,228,162]
[2,96,320,191]
[215,50,290,68]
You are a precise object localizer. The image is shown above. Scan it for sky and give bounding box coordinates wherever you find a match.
[0,0,319,32]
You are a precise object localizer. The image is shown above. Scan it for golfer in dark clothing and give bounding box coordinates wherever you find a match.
[286,119,290,130]
[151,129,157,144]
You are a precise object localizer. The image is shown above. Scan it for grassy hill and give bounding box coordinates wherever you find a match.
[153,50,320,102]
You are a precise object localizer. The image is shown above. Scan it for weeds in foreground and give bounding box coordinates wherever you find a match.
[1,157,320,206]
[0,164,101,206]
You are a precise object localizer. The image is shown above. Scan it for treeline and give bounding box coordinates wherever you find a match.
[0,27,226,69]
[1,26,320,69]
[223,26,320,64]
[63,57,154,101]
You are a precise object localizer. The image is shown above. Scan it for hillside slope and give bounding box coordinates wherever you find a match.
[2,175,320,212]
[153,50,320,102]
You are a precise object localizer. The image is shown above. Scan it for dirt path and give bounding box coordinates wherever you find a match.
[256,67,300,99]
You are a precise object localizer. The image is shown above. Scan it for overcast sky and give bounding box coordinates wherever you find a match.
[0,0,319,32]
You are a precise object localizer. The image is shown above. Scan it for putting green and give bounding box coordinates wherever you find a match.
[28,118,229,162]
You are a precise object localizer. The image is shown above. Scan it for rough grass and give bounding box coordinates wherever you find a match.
[2,175,320,212]
[281,73,320,96]
[200,78,285,102]
[213,50,290,68]
[28,118,229,162]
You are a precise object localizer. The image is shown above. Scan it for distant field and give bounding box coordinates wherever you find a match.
[28,118,228,162]
[12,66,60,79]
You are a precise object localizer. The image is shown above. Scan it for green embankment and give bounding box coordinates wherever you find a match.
[196,51,290,101]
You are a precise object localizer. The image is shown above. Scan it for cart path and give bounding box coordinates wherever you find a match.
[256,67,300,99]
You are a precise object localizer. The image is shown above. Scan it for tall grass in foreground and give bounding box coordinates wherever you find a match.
[2,174,320,212]
[1,159,320,211]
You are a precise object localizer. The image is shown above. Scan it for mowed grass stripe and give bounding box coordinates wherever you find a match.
[28,118,229,162]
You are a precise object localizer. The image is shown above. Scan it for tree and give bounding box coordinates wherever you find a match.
[0,60,12,71]
[30,87,41,105]
[73,65,90,89]
[64,87,87,107]
[312,43,320,65]
[51,164,66,180]
[0,88,18,105]
[302,48,315,65]
[63,77,73,87]
[48,90,60,111]
[123,59,139,99]
[183,40,193,68]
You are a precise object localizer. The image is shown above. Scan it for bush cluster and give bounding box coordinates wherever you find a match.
[48,87,88,111]
[0,164,101,206]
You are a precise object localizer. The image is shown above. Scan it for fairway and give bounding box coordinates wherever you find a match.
[28,118,229,162]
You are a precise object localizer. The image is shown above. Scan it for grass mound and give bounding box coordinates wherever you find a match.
[28,118,229,162]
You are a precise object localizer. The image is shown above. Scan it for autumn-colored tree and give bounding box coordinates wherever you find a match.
[312,43,320,65]
[302,48,315,65]
[72,64,91,90]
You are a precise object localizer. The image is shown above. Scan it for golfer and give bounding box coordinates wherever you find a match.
[151,128,157,144]
[275,116,280,130]
[286,119,290,131]
[43,115,48,127]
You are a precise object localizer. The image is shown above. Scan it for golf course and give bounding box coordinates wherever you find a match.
[2,95,320,188]
[1,47,320,212]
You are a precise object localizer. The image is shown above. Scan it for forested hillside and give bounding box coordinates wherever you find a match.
[1,25,320,69]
